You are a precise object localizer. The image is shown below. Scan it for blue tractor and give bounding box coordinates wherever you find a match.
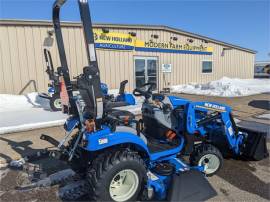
[41,37,135,111]
[39,0,268,201]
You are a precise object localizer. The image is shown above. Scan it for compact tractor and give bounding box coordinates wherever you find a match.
[34,0,268,201]
[40,50,135,111]
[40,35,135,111]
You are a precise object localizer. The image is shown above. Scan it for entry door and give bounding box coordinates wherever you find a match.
[134,57,158,89]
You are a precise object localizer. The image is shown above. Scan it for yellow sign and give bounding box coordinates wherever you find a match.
[93,30,135,50]
[93,29,213,55]
[135,39,213,54]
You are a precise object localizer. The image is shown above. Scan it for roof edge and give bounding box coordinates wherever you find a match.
[0,19,256,54]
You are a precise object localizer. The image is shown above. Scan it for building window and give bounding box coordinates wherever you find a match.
[202,61,213,73]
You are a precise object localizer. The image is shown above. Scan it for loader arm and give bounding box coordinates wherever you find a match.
[186,101,244,155]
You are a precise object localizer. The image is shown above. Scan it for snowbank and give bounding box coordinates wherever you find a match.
[257,113,270,120]
[0,92,142,134]
[0,92,50,112]
[170,77,270,97]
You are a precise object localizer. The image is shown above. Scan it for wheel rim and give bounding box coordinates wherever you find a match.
[198,154,220,174]
[53,98,62,109]
[109,169,139,202]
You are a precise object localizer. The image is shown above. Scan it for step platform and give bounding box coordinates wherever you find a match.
[168,170,217,201]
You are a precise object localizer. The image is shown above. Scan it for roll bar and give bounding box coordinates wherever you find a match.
[52,0,103,118]
[52,0,73,108]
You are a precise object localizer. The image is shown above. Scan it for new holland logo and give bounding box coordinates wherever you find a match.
[204,103,226,111]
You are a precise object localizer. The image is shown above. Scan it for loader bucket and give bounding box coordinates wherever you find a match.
[239,127,269,161]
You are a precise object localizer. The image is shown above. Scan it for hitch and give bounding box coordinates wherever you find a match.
[40,134,63,149]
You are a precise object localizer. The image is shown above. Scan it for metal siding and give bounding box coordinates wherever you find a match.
[0,23,255,94]
[16,26,30,93]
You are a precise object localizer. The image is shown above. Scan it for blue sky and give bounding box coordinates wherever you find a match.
[1,0,269,61]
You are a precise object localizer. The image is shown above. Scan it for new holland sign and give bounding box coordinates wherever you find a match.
[94,30,135,50]
[93,29,213,55]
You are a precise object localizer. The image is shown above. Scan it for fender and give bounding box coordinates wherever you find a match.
[116,93,136,105]
[167,96,190,108]
[83,126,149,153]
[64,116,80,132]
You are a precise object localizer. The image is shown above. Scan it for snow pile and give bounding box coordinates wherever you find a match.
[0,92,50,112]
[0,92,66,134]
[108,89,120,97]
[0,91,142,134]
[257,113,270,120]
[171,77,270,97]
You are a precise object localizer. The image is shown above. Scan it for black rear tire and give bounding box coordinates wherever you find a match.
[190,144,223,176]
[87,149,147,202]
[49,94,62,111]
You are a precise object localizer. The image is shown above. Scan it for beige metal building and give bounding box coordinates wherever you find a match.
[0,19,256,94]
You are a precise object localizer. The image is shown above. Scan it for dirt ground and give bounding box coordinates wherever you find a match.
[0,93,269,201]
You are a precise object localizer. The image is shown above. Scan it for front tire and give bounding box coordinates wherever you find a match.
[87,149,147,202]
[190,144,223,176]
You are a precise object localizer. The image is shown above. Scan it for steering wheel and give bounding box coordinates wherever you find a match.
[133,83,156,99]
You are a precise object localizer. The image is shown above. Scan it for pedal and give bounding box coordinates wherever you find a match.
[40,134,60,147]
[167,170,217,201]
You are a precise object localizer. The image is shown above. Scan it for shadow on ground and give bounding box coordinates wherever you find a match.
[0,136,45,163]
[217,158,270,200]
[248,100,270,110]
[0,137,38,163]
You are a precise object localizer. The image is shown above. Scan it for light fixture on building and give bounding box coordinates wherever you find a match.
[171,36,178,41]
[221,47,233,56]
[102,28,109,33]
[151,34,159,39]
[202,39,209,43]
[187,38,193,43]
[43,30,54,47]
[47,30,54,36]
[129,32,136,37]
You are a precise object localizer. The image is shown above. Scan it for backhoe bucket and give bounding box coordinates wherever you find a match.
[239,127,269,161]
